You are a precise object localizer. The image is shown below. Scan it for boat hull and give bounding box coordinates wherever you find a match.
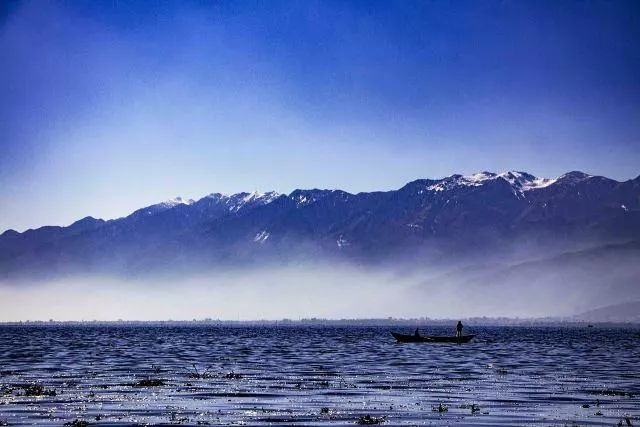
[391,332,475,343]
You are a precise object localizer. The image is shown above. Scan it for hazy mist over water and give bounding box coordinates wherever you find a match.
[2,251,638,321]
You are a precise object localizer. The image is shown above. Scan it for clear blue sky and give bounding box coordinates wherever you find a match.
[1,0,639,231]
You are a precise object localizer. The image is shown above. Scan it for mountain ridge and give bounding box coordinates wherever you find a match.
[2,170,635,234]
[1,170,639,280]
[574,301,640,323]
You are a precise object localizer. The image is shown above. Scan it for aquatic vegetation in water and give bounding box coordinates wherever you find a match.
[169,411,190,423]
[132,378,166,387]
[64,420,91,426]
[460,403,481,413]
[186,364,215,379]
[182,367,244,380]
[615,417,633,427]
[432,403,448,412]
[15,384,57,397]
[224,371,243,379]
[357,415,386,424]
[587,389,634,398]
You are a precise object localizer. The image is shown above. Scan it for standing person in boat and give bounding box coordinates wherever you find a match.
[414,327,420,337]
[456,321,463,337]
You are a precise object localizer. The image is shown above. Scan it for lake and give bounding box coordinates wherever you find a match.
[0,324,638,425]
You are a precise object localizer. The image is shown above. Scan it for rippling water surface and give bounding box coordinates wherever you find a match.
[0,324,638,426]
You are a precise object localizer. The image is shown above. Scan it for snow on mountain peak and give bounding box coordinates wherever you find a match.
[129,196,195,218]
[427,172,496,191]
[497,171,557,191]
[136,171,567,219]
[466,171,497,182]
[289,189,334,207]
[220,191,281,212]
[205,192,230,200]
[165,196,195,206]
[427,171,557,192]
[253,230,270,243]
[248,191,280,203]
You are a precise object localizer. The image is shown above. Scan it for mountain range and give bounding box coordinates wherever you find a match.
[574,301,640,323]
[1,170,639,281]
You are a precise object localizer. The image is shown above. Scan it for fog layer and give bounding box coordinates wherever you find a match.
[2,246,639,321]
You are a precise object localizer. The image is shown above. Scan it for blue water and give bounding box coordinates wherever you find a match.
[0,324,638,426]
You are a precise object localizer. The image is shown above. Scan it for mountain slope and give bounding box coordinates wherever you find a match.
[574,301,640,323]
[1,170,639,280]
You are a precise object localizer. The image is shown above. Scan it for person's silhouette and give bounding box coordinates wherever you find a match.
[456,321,463,337]
[414,328,420,337]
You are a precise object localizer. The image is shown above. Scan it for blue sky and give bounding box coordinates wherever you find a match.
[1,0,639,231]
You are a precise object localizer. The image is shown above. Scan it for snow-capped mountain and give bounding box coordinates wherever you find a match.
[129,197,195,219]
[425,171,556,193]
[208,191,281,212]
[1,170,639,279]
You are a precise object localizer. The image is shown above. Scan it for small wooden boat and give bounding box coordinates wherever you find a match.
[391,332,475,343]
